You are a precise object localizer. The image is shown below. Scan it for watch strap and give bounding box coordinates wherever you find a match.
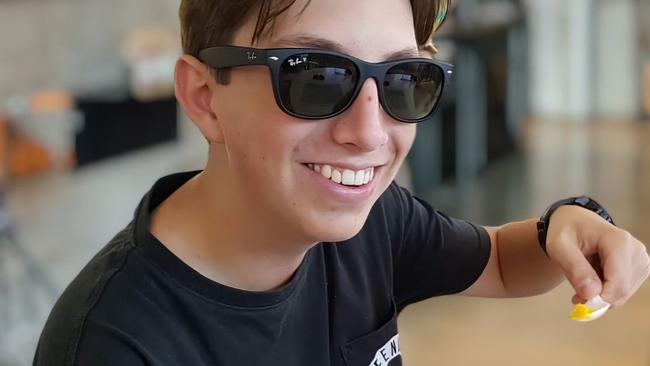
[537,196,615,256]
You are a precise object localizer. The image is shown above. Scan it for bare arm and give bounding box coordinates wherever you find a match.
[461,219,564,298]
[461,206,650,308]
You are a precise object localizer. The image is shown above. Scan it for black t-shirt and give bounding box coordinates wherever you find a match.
[33,171,491,366]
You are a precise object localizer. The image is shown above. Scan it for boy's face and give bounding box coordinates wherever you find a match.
[208,0,419,243]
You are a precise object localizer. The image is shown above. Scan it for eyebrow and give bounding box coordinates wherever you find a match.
[272,35,421,61]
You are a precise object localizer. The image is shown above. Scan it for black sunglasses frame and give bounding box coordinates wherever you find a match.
[198,46,454,123]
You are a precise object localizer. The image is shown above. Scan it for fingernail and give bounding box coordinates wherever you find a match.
[579,279,599,297]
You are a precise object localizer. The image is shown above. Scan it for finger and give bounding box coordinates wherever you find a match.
[571,294,584,305]
[587,254,604,279]
[599,236,649,308]
[549,240,603,300]
[600,262,628,308]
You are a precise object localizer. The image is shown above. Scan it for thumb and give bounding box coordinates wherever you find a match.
[550,242,603,300]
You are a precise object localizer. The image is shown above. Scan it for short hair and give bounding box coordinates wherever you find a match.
[179,0,449,83]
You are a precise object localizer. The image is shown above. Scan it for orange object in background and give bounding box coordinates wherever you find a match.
[0,90,76,181]
[0,116,52,180]
[8,131,53,178]
[30,91,74,114]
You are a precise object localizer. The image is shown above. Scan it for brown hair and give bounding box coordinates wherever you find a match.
[180,0,450,56]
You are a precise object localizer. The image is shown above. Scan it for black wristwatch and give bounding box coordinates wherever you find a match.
[536,196,615,255]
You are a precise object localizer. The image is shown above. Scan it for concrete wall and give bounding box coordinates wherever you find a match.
[524,0,641,121]
[0,0,180,103]
[593,0,640,119]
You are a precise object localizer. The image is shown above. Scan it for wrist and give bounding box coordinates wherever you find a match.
[545,206,583,254]
[537,196,615,256]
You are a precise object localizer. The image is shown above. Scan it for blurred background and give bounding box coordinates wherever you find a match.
[0,0,648,365]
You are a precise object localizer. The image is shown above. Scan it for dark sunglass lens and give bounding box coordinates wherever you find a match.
[383,62,444,121]
[279,53,358,118]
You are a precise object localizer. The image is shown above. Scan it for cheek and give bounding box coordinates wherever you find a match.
[224,127,290,177]
[218,114,308,187]
[391,124,417,162]
[377,124,416,188]
[214,69,288,164]
[216,67,279,121]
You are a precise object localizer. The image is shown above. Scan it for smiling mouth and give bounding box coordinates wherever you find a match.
[303,163,376,187]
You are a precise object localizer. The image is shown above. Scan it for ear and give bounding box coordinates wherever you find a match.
[174,55,225,144]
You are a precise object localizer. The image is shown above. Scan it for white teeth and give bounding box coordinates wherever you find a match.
[309,164,375,187]
[341,170,355,185]
[354,170,365,185]
[321,165,332,179]
[331,169,342,184]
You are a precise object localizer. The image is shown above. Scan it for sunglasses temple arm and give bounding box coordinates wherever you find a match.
[199,47,269,68]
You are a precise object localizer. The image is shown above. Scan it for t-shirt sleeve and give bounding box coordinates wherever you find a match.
[74,319,153,365]
[33,318,152,366]
[387,182,491,310]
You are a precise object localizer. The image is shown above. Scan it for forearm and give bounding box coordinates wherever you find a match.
[464,204,648,305]
[490,219,565,297]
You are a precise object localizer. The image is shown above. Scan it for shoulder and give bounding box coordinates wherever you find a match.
[34,225,139,365]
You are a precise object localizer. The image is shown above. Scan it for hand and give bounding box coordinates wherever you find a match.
[545,205,650,308]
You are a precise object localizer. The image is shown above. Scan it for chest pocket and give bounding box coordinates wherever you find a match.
[339,305,401,366]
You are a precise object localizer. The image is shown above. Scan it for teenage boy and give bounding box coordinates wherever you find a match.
[34,0,649,365]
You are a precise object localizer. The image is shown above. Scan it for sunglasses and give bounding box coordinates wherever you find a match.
[198,46,453,123]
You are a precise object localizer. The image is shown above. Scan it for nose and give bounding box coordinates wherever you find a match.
[330,78,389,152]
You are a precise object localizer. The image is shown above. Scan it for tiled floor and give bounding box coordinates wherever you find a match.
[1,119,649,365]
